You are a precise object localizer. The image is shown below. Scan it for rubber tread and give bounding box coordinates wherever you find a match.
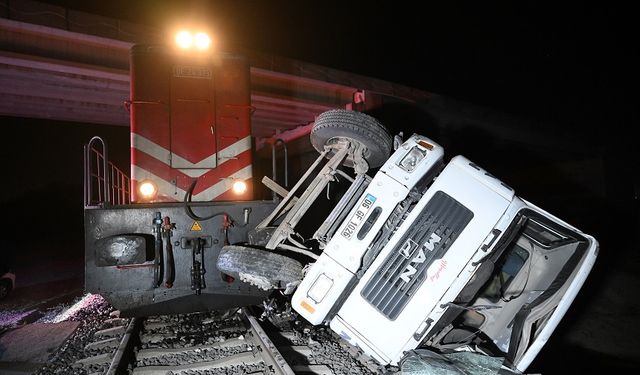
[311,109,392,168]
[217,245,303,287]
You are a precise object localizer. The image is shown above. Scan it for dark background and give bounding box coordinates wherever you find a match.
[1,1,638,373]
[34,1,638,127]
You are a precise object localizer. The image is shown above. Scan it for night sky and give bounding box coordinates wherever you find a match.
[2,1,638,372]
[33,1,638,180]
[37,1,636,126]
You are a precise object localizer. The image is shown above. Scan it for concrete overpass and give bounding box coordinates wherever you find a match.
[0,0,430,149]
[0,0,596,158]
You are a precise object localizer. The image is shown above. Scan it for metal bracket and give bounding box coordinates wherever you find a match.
[265,142,350,249]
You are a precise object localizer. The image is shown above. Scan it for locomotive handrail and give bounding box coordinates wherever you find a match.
[84,136,130,207]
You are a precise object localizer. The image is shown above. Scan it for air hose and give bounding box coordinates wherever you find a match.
[183,178,230,221]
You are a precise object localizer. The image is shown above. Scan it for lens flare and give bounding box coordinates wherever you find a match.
[232,180,247,194]
[175,30,193,49]
[194,32,211,50]
[139,180,157,198]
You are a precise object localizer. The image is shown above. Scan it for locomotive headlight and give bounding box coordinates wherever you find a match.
[139,180,157,199]
[194,32,211,50]
[175,30,211,50]
[232,180,247,194]
[175,30,193,49]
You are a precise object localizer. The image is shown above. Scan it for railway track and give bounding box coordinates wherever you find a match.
[58,304,383,375]
[33,295,534,375]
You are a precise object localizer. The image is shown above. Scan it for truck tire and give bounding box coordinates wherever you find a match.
[216,245,303,291]
[311,109,392,168]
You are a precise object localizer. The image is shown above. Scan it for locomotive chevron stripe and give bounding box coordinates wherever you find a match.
[131,133,253,201]
[131,133,251,169]
[133,164,252,201]
[132,150,252,198]
[133,147,252,186]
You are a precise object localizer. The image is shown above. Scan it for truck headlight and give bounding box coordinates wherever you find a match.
[307,273,333,303]
[398,146,427,172]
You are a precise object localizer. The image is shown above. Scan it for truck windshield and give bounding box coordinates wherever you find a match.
[523,218,571,247]
[481,215,577,303]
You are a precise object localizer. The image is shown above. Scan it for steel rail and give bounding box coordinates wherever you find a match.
[242,308,296,375]
[105,317,140,375]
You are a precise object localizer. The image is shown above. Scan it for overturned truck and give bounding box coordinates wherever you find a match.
[216,110,598,372]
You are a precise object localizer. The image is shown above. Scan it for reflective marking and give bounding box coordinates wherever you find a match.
[300,300,316,314]
[132,166,186,198]
[178,168,210,178]
[132,133,251,168]
[132,165,252,201]
[195,165,252,201]
[217,137,252,163]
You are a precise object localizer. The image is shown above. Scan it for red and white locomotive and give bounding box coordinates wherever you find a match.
[83,30,419,316]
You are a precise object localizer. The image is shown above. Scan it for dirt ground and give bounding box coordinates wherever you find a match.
[0,276,83,374]
[1,218,639,375]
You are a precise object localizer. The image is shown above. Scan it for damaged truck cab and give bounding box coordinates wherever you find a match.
[291,126,598,372]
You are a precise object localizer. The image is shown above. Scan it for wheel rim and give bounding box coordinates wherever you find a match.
[324,136,368,168]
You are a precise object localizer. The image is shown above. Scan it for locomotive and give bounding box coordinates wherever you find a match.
[83,30,423,316]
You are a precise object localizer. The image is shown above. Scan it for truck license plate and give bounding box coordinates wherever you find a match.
[341,193,377,240]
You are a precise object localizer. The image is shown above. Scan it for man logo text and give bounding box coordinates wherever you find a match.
[400,233,442,283]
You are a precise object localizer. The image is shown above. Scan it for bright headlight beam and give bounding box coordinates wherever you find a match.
[194,32,211,50]
[175,31,193,49]
[232,180,247,194]
[139,180,157,198]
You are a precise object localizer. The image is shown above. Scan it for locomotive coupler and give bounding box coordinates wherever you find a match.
[190,237,207,295]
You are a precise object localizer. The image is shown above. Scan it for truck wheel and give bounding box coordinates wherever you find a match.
[311,109,392,169]
[216,245,303,291]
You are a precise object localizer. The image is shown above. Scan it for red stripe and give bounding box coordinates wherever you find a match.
[131,147,175,181]
[189,153,252,195]
[132,148,253,200]
[130,110,170,149]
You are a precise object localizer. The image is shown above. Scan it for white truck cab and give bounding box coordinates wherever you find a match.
[293,134,444,325]
[292,134,598,372]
